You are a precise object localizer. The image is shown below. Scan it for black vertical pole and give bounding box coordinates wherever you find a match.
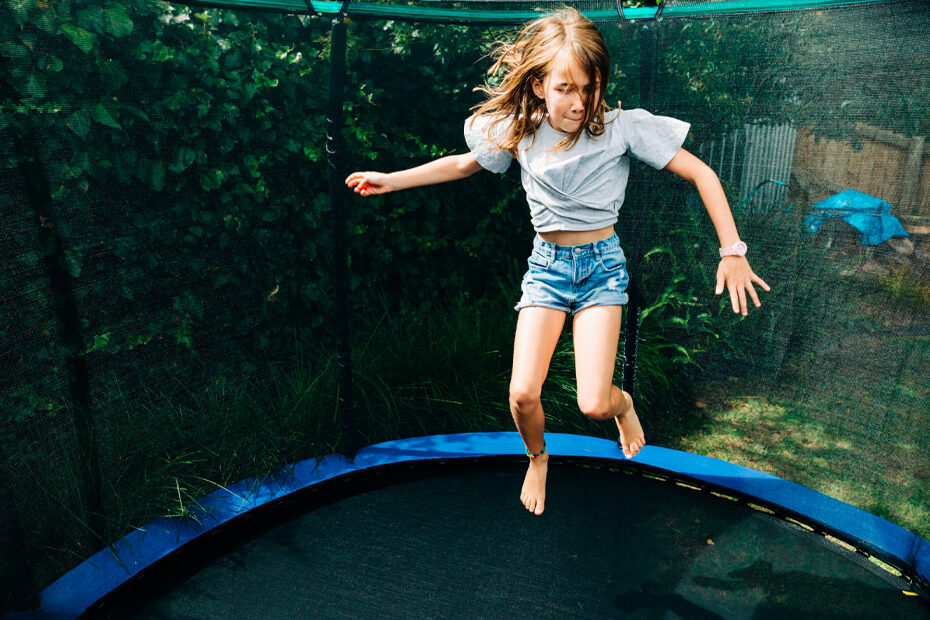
[326,14,357,457]
[1,460,37,609]
[620,22,658,423]
[639,22,658,114]
[20,154,105,544]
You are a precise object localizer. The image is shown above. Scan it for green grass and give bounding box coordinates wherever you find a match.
[111,280,929,541]
[872,264,930,315]
[43,283,702,544]
[5,270,928,609]
[670,380,930,541]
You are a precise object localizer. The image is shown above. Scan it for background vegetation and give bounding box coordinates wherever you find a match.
[1,0,928,612]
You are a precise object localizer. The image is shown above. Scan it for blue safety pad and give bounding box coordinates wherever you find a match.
[22,432,930,618]
[804,189,909,246]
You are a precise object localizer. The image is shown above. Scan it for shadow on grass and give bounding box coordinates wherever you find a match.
[669,375,930,541]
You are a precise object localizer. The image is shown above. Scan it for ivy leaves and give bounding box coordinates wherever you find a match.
[2,3,337,427]
[59,6,133,53]
[60,24,97,53]
[64,105,119,139]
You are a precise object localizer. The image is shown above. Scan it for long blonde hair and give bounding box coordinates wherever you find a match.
[471,7,611,154]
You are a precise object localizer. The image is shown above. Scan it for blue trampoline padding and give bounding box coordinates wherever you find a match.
[22,432,930,618]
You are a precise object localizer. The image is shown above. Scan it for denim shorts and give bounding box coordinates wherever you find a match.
[514,233,630,314]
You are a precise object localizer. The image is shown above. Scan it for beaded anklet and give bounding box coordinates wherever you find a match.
[526,442,546,459]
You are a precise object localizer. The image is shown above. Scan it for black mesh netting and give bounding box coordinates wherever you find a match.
[1,0,928,613]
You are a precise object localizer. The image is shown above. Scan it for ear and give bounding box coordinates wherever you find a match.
[530,76,545,99]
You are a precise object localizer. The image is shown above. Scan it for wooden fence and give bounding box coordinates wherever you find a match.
[792,124,930,231]
[699,123,930,233]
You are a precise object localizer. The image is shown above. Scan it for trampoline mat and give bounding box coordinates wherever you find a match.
[101,461,927,619]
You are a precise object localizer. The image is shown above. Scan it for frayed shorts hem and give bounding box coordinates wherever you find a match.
[513,299,628,314]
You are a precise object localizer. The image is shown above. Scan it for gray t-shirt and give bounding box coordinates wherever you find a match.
[464,108,690,232]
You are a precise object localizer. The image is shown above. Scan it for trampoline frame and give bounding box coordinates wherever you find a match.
[22,432,930,618]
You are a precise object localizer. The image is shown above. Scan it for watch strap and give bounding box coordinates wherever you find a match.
[719,240,748,258]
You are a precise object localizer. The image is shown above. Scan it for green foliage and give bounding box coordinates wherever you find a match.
[541,267,715,439]
[4,387,65,422]
[2,3,336,422]
[871,265,930,313]
[655,17,807,136]
[5,3,928,426]
[653,6,930,140]
[3,3,929,608]
[340,20,531,311]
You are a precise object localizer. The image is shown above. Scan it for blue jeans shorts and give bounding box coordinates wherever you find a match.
[514,233,630,314]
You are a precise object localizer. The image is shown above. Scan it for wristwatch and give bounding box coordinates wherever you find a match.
[719,240,748,258]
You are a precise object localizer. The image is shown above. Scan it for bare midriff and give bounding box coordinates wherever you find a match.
[537,225,614,246]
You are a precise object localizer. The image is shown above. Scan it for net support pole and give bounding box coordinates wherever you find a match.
[326,13,358,457]
[19,155,105,546]
[620,22,658,410]
[0,454,37,608]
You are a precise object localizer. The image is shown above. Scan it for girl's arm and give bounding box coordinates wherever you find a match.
[664,148,771,316]
[346,153,485,196]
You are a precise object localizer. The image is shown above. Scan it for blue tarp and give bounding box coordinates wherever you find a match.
[804,189,909,246]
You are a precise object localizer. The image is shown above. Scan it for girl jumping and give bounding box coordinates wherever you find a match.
[345,8,770,516]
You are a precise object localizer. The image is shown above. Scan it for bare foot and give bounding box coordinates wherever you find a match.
[520,452,548,515]
[615,391,646,459]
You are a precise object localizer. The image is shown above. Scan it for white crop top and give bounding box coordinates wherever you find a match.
[464,108,690,232]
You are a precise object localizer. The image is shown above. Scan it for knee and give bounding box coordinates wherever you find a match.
[509,386,541,416]
[577,395,612,421]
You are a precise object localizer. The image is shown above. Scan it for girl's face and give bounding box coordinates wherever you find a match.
[531,53,600,134]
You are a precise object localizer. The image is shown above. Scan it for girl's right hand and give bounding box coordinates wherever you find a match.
[345,171,392,196]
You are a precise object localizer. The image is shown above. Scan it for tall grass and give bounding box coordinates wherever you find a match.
[9,229,928,602]
[89,275,709,529]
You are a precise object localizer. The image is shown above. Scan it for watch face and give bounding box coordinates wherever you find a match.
[720,241,747,257]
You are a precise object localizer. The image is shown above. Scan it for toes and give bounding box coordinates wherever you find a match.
[521,492,544,514]
[623,440,645,459]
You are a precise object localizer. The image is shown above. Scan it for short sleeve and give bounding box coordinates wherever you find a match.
[464,114,513,174]
[616,109,690,170]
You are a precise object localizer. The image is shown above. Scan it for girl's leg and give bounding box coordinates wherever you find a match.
[510,306,566,515]
[572,305,646,459]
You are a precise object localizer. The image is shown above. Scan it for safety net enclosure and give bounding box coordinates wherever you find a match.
[1,0,929,617]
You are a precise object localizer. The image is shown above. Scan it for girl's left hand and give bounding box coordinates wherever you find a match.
[715,257,771,316]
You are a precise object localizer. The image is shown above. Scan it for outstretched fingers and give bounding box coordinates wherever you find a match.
[717,258,771,315]
[344,171,385,196]
[745,269,771,307]
[752,271,772,293]
[746,281,760,309]
[740,270,772,313]
[345,173,369,195]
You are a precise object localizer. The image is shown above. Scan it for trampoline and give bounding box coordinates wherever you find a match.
[19,434,928,618]
[3,0,930,618]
